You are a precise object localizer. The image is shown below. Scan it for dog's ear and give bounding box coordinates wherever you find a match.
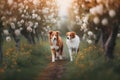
[56,31,60,35]
[49,30,53,35]
[71,31,76,38]
[72,31,76,35]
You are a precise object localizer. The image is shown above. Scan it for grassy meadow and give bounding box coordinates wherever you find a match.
[0,37,120,80]
[62,38,120,80]
[0,37,51,80]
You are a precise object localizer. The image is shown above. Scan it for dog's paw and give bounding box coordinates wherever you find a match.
[59,56,63,60]
[52,60,55,62]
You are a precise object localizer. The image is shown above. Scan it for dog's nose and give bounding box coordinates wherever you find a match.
[67,37,69,39]
[54,38,57,40]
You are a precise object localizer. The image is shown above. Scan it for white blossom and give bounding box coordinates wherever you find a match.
[15,29,21,36]
[51,19,56,23]
[82,34,87,40]
[96,0,102,3]
[1,16,6,20]
[33,0,40,5]
[19,27,23,31]
[28,21,33,27]
[109,9,116,18]
[20,19,24,23]
[117,33,120,38]
[10,22,15,29]
[90,4,103,15]
[88,31,93,36]
[46,1,51,5]
[36,16,41,21]
[101,18,108,26]
[3,30,9,35]
[42,8,49,14]
[87,39,92,44]
[93,16,100,24]
[96,4,104,15]
[90,7,97,15]
[34,22,38,28]
[21,14,25,18]
[7,0,13,5]
[6,36,11,42]
[27,27,32,32]
[32,13,38,19]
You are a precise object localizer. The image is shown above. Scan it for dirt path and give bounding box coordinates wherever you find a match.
[35,60,67,80]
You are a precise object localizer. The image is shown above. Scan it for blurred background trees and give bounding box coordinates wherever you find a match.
[0,0,58,63]
[71,0,120,61]
[0,0,120,63]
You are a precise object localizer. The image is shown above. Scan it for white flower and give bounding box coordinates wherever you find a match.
[15,29,21,36]
[36,16,41,21]
[32,13,38,19]
[101,18,108,26]
[33,0,39,5]
[82,34,86,40]
[87,39,92,44]
[96,0,102,3]
[20,19,24,23]
[96,4,104,15]
[27,27,32,32]
[51,19,56,23]
[90,4,103,15]
[42,8,49,14]
[23,9,26,13]
[93,16,100,24]
[19,27,23,31]
[81,23,87,30]
[17,21,22,27]
[90,7,97,15]
[88,31,93,36]
[3,30,9,35]
[109,9,116,18]
[7,0,13,5]
[85,0,92,2]
[117,33,120,38]
[28,21,33,27]
[1,16,6,20]
[46,1,51,5]
[21,14,25,18]
[13,18,17,22]
[34,22,38,28]
[10,23,15,29]
[6,36,11,42]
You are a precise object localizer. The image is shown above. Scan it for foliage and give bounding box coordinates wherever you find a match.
[0,39,50,80]
[62,39,120,80]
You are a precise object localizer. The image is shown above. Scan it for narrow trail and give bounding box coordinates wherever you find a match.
[35,60,67,80]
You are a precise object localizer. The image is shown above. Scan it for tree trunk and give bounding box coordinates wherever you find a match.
[0,33,2,63]
[13,34,20,51]
[105,25,119,61]
[101,28,110,49]
[0,21,3,63]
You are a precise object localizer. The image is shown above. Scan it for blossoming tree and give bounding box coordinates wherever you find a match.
[72,0,120,61]
[0,0,58,63]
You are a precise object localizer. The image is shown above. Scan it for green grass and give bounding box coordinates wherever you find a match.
[61,38,120,80]
[0,37,51,80]
[1,37,120,80]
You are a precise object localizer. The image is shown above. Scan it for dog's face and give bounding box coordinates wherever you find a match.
[66,32,76,40]
[49,31,59,42]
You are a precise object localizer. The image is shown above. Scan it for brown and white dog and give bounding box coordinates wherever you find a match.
[66,31,80,61]
[49,30,63,62]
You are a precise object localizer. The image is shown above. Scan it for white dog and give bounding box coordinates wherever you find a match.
[66,31,80,61]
